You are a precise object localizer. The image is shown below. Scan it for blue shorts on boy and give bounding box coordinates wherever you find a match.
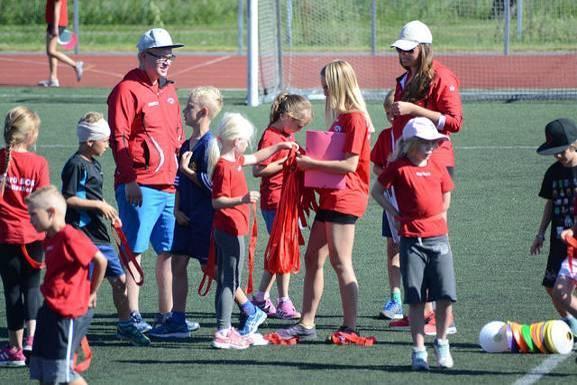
[171,133,215,263]
[400,235,457,304]
[29,305,93,384]
[115,184,175,255]
[92,244,124,278]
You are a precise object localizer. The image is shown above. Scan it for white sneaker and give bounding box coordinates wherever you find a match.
[38,79,60,88]
[433,339,454,369]
[212,328,250,350]
[381,298,404,320]
[75,61,84,81]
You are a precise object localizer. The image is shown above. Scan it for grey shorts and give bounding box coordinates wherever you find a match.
[29,304,93,384]
[400,235,457,304]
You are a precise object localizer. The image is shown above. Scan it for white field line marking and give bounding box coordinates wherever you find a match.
[511,355,571,385]
[171,56,232,77]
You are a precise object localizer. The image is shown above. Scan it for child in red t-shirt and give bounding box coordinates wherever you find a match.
[210,113,296,349]
[251,92,312,320]
[372,117,456,371]
[278,60,373,342]
[370,89,405,320]
[26,186,106,384]
[0,106,49,367]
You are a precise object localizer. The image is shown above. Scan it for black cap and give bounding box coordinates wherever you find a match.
[537,118,577,156]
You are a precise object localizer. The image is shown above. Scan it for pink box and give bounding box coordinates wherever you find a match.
[304,131,346,189]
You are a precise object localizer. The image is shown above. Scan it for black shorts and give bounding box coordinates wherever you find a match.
[46,25,66,37]
[543,239,566,287]
[314,209,358,225]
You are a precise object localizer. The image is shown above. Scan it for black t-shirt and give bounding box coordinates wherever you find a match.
[61,152,110,244]
[539,161,577,241]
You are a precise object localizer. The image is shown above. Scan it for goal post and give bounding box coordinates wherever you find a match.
[247,0,577,105]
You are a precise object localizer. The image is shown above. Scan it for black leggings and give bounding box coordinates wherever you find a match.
[0,242,43,331]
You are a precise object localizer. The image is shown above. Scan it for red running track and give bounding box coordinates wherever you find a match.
[0,52,575,90]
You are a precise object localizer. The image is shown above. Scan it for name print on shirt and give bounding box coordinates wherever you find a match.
[1,175,36,193]
[415,171,431,177]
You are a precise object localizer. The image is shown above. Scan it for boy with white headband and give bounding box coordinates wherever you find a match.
[60,112,150,346]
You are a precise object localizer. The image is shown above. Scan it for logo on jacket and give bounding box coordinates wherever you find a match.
[148,101,159,107]
[167,97,175,104]
[333,125,342,132]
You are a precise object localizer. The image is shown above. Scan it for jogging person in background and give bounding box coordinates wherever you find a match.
[107,28,184,333]
[38,0,83,88]
[388,20,463,335]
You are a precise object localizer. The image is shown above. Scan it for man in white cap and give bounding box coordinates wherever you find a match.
[107,28,197,334]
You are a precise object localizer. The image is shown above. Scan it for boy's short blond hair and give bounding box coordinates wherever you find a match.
[25,185,67,215]
[188,86,223,120]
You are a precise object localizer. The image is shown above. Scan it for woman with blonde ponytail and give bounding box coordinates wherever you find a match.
[0,106,49,366]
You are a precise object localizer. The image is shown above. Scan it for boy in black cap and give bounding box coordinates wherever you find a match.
[530,118,577,335]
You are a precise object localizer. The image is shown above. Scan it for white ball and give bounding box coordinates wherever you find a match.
[479,321,508,353]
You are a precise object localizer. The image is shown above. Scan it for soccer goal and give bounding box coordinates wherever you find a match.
[247,0,577,105]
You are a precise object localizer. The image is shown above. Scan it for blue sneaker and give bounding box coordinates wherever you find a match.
[117,322,151,346]
[381,298,403,320]
[130,311,152,333]
[239,307,267,336]
[411,348,429,371]
[149,317,190,339]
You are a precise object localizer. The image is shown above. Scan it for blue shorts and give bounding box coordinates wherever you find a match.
[94,244,125,278]
[115,184,175,255]
[171,224,211,264]
[261,209,276,234]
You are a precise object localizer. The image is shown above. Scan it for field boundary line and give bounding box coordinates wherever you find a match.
[171,55,232,77]
[511,355,570,385]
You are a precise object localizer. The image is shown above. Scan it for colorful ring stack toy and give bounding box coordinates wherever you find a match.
[479,320,574,354]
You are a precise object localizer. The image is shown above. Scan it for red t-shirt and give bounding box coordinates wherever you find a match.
[377,158,454,238]
[392,61,463,168]
[46,0,68,26]
[41,225,98,318]
[212,156,250,236]
[257,126,294,210]
[0,150,50,244]
[318,112,371,217]
[370,127,394,169]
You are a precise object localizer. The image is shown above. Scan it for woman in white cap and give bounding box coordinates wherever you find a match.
[387,20,462,335]
[107,28,196,334]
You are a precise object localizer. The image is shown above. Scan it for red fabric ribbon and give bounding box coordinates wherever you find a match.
[111,221,144,286]
[264,148,317,274]
[198,203,258,296]
[562,233,576,274]
[73,336,92,373]
[20,244,45,269]
[329,330,376,346]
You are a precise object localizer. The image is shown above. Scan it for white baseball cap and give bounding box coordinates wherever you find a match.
[402,117,448,141]
[391,20,432,51]
[137,28,184,52]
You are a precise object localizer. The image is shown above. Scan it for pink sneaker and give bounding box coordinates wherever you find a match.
[0,345,26,367]
[211,328,250,350]
[23,336,34,353]
[275,299,301,320]
[251,297,277,317]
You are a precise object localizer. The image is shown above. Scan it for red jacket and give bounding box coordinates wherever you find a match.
[392,60,463,167]
[107,69,184,190]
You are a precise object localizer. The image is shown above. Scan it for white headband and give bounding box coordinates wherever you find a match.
[77,119,111,142]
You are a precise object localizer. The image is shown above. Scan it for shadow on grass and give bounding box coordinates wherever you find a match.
[113,358,575,378]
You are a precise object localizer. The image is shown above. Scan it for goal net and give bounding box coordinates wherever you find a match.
[252,0,577,104]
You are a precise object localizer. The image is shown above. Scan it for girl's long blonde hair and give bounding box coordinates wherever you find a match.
[2,106,40,196]
[321,60,374,132]
[208,112,255,179]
